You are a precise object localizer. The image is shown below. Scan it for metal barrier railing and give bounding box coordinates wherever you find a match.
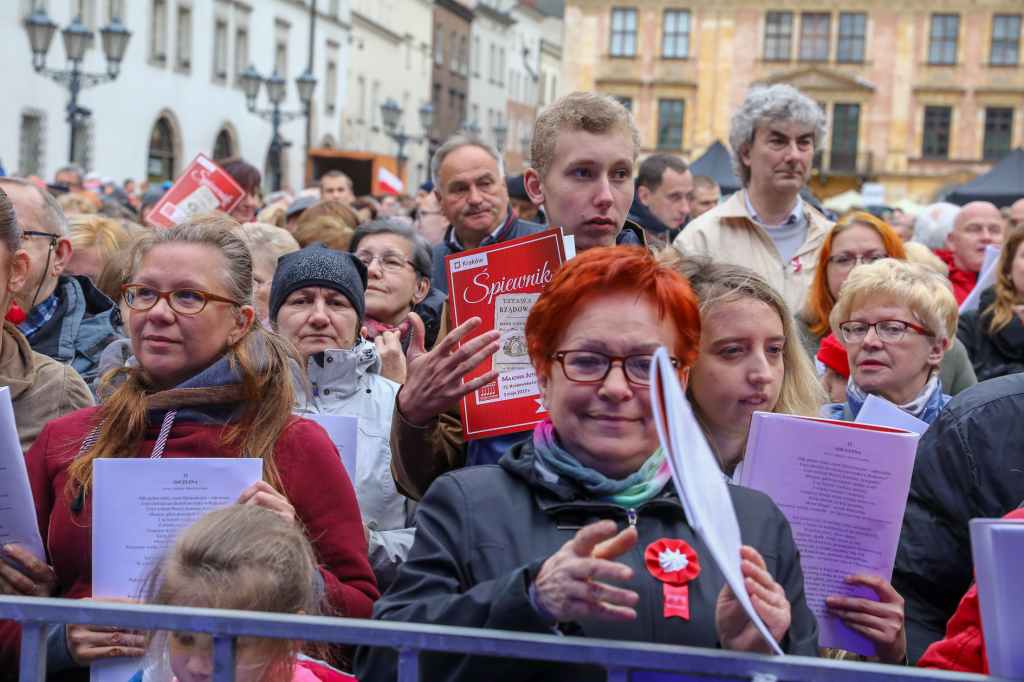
[0,596,1003,682]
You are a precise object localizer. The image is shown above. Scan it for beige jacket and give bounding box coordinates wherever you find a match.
[0,321,94,452]
[673,189,833,312]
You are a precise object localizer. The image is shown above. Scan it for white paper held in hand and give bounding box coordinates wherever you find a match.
[0,387,46,573]
[91,457,263,682]
[854,393,928,435]
[649,348,784,656]
[300,413,358,481]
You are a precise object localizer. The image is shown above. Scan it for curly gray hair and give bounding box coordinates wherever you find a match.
[727,83,828,188]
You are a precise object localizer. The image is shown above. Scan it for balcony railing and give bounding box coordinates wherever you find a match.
[0,596,1006,682]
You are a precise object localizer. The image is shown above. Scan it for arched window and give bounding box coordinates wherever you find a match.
[213,129,235,161]
[147,117,176,184]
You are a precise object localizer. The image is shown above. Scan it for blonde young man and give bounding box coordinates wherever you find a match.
[390,92,653,500]
[523,91,646,251]
[674,83,833,313]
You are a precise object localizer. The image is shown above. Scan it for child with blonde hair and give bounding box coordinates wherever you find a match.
[132,505,353,682]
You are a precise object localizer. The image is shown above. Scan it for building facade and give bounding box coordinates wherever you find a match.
[537,12,564,117]
[341,0,434,192]
[500,0,545,172]
[430,0,474,154]
[5,0,351,193]
[467,2,515,155]
[563,0,1024,202]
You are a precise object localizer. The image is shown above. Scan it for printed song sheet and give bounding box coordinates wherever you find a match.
[91,458,263,682]
[0,387,46,572]
[740,413,919,655]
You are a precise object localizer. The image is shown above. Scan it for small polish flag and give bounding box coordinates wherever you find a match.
[377,166,404,195]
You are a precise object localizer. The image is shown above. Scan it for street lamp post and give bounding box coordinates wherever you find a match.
[493,118,507,155]
[23,7,131,164]
[241,65,316,192]
[381,99,435,190]
[520,135,533,168]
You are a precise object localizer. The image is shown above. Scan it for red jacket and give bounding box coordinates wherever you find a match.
[917,508,1024,673]
[935,249,978,305]
[0,407,379,669]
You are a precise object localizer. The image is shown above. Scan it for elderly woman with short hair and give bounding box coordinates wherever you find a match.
[355,246,818,682]
[350,219,445,383]
[233,221,300,325]
[829,259,957,424]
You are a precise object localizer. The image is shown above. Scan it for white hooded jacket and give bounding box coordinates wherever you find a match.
[295,338,415,590]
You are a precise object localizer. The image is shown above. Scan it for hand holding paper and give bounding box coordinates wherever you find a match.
[716,546,792,654]
[649,348,785,655]
[0,543,59,598]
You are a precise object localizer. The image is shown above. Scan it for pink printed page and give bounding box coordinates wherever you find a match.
[739,412,919,656]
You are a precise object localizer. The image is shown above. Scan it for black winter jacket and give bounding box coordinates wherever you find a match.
[957,286,1024,382]
[892,373,1024,663]
[355,440,819,681]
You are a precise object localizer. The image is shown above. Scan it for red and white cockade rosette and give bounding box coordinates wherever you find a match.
[645,539,701,619]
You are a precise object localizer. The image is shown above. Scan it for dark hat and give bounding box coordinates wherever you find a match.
[419,180,434,193]
[286,196,318,219]
[506,174,529,200]
[140,186,167,209]
[269,242,368,324]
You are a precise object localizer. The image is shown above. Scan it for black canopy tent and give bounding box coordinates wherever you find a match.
[688,140,742,195]
[946,147,1024,208]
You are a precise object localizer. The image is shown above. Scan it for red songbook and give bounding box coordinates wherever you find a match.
[446,228,568,440]
[144,153,247,228]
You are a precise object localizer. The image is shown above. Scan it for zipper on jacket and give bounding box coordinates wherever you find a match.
[627,509,637,527]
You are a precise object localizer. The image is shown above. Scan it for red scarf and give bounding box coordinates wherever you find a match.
[363,317,411,342]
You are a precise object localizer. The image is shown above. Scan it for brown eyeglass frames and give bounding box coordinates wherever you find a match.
[122,285,243,315]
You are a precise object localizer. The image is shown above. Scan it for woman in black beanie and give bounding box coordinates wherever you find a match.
[271,242,417,591]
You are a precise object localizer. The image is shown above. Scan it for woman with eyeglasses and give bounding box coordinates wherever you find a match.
[270,242,416,591]
[663,252,908,664]
[801,212,976,397]
[827,258,958,425]
[800,212,905,356]
[355,247,819,682]
[349,219,446,383]
[0,216,378,675]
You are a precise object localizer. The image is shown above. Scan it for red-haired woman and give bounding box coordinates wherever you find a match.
[799,212,976,396]
[355,247,819,682]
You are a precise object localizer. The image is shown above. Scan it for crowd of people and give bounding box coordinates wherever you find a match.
[0,83,1023,682]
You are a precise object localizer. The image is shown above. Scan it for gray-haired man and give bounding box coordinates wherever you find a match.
[429,134,544,295]
[674,83,834,312]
